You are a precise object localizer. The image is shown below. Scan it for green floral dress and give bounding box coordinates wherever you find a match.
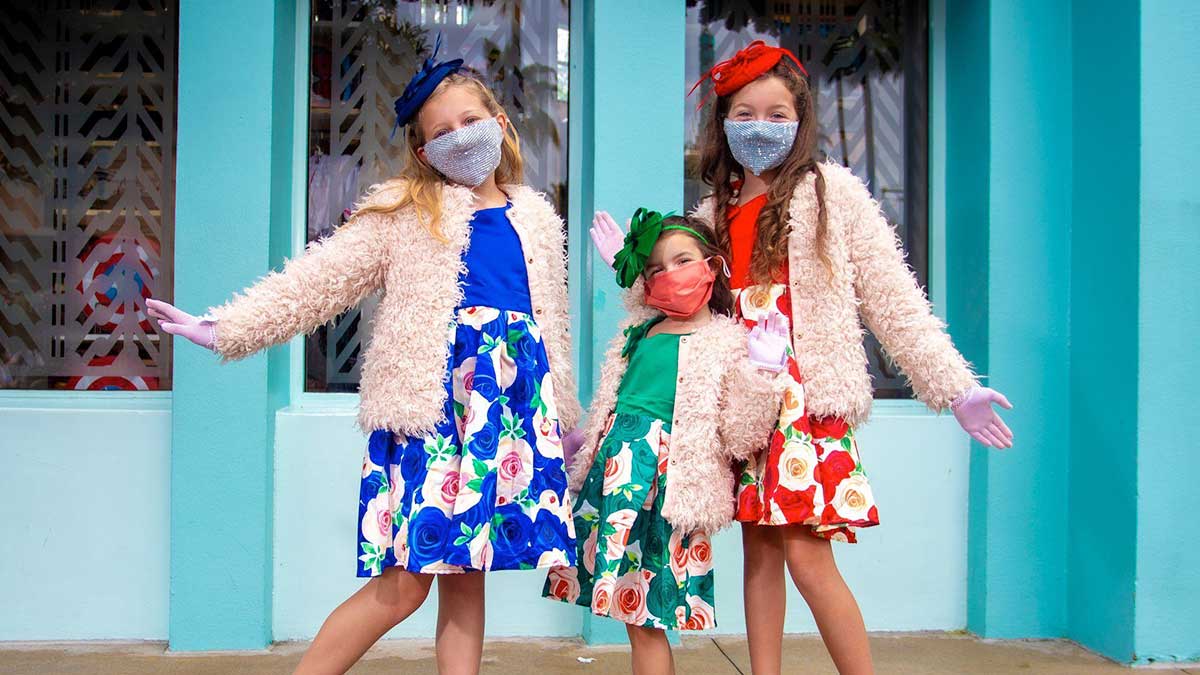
[542,323,717,631]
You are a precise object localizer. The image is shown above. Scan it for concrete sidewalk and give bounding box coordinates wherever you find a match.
[1,633,1194,674]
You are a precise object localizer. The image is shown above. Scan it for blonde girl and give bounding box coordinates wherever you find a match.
[149,47,579,674]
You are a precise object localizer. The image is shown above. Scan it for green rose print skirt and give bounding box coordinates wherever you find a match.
[542,413,717,630]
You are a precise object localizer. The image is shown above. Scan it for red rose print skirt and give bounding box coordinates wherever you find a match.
[543,414,717,630]
[732,284,880,542]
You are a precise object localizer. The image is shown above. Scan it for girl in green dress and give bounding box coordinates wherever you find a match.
[544,210,789,673]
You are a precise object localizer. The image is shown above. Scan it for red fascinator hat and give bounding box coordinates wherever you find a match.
[689,40,808,105]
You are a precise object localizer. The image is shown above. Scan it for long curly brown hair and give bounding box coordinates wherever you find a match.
[656,217,735,318]
[698,60,829,286]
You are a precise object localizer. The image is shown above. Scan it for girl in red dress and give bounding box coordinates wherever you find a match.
[686,41,1014,674]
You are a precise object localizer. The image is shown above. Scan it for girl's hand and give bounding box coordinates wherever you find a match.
[147,298,216,351]
[952,386,1014,448]
[561,427,586,468]
[590,211,625,268]
[748,311,789,372]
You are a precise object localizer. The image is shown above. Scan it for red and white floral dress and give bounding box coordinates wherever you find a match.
[728,193,880,542]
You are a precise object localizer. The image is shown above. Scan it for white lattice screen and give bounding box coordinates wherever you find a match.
[0,0,177,391]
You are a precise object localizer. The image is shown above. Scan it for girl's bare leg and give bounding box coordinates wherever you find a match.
[294,566,435,674]
[781,526,874,675]
[435,572,486,674]
[626,624,674,675]
[742,522,788,675]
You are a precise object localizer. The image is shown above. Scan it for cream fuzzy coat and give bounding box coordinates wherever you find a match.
[569,306,783,534]
[692,162,977,425]
[208,181,581,436]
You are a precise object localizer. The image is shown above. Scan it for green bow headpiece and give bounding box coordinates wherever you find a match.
[612,208,710,288]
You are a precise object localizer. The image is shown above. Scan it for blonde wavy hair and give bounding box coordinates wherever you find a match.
[354,73,523,240]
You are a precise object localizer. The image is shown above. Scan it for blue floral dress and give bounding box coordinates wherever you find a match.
[357,205,576,576]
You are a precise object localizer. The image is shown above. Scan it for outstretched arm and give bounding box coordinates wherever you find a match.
[844,178,1013,447]
[157,213,391,361]
[846,180,977,408]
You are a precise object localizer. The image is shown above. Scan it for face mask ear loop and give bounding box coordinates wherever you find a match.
[710,255,732,279]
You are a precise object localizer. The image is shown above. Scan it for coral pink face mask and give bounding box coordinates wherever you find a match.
[644,258,720,318]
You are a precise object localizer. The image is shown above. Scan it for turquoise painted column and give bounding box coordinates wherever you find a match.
[950,0,1199,660]
[171,0,296,650]
[944,0,994,638]
[947,0,1071,639]
[575,0,686,645]
[1135,0,1200,663]
[1066,0,1139,662]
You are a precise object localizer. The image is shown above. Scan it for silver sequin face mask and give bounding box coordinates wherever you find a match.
[724,119,799,176]
[422,117,504,187]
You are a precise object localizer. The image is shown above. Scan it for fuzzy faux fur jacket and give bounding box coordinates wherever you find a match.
[568,305,783,534]
[208,181,581,436]
[692,162,977,426]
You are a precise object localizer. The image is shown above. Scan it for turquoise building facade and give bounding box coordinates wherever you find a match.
[1,0,1196,665]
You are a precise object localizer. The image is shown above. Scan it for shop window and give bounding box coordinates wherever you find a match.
[685,0,929,399]
[0,1,177,391]
[305,0,570,393]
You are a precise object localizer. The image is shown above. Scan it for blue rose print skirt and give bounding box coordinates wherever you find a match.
[357,306,577,576]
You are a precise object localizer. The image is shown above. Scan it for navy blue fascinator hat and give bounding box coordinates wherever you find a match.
[393,34,463,130]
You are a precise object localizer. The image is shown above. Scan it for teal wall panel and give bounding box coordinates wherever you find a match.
[944,0,992,635]
[1067,0,1140,662]
[949,0,1072,638]
[171,0,296,650]
[1135,0,1200,663]
[0,406,170,640]
[981,0,1072,637]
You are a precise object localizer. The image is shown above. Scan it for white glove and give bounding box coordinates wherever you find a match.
[748,311,789,372]
[147,298,216,351]
[952,386,1014,448]
[589,210,625,268]
[561,427,586,468]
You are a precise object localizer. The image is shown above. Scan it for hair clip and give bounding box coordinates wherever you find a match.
[392,33,464,136]
[688,40,807,108]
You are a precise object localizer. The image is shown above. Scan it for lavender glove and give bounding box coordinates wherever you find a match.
[147,298,216,351]
[952,386,1014,449]
[748,311,789,372]
[561,427,586,469]
[590,210,625,268]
